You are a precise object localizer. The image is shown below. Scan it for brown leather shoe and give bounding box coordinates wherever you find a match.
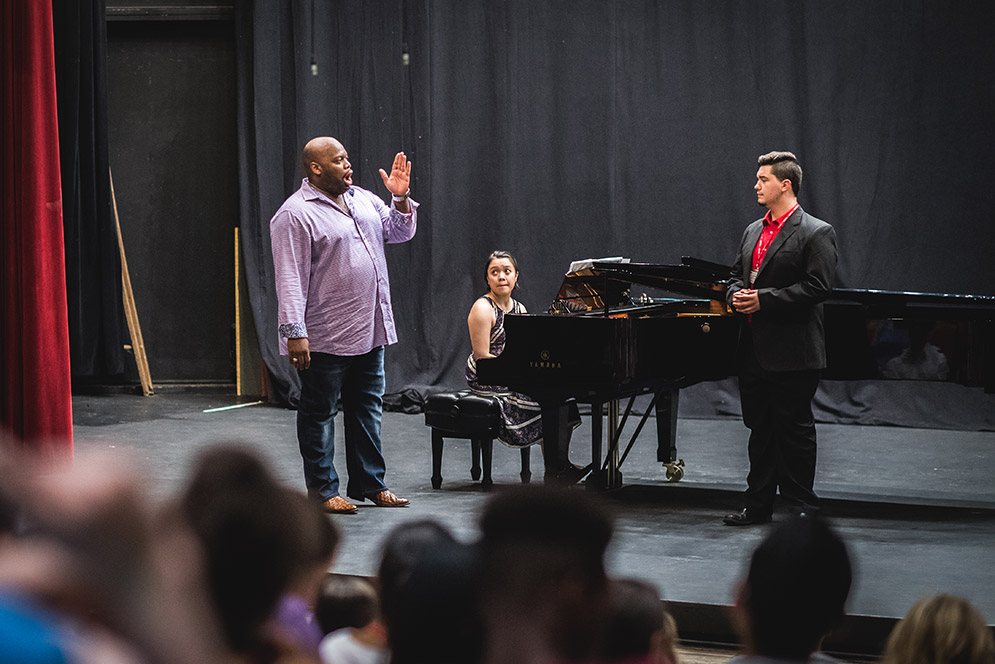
[321,495,358,514]
[369,489,410,507]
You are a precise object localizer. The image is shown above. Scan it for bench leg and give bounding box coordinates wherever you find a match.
[521,446,532,484]
[431,429,444,489]
[478,438,494,490]
[470,439,482,480]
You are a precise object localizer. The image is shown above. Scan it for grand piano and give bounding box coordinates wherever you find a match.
[476,257,995,490]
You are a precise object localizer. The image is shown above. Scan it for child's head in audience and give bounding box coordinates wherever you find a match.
[600,577,679,664]
[882,594,995,664]
[315,574,380,635]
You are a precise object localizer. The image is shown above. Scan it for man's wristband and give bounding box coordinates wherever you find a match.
[392,190,410,202]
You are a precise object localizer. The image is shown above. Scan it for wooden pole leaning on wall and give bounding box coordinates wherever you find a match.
[235,227,242,396]
[110,168,154,396]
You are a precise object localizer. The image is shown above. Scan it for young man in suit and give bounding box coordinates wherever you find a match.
[724,151,838,526]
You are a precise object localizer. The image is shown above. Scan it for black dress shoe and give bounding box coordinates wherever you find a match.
[722,508,771,526]
[544,463,592,486]
[790,505,819,519]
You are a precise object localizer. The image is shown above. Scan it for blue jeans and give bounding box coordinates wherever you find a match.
[296,347,388,501]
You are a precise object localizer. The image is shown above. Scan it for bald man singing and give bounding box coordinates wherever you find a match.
[271,137,416,514]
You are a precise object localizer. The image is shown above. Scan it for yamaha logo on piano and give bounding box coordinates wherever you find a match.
[530,350,562,369]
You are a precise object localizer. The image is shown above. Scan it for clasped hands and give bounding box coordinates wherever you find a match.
[732,288,760,314]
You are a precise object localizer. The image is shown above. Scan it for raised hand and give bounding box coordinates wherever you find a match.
[378,151,412,196]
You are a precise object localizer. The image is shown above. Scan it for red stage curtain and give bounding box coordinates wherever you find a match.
[1,1,73,459]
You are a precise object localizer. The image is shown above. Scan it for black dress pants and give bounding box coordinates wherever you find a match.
[539,400,582,474]
[738,331,821,516]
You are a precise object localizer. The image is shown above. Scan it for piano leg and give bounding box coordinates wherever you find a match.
[607,399,622,489]
[655,388,685,482]
[540,403,573,479]
[655,388,679,464]
[586,400,623,490]
[587,401,606,490]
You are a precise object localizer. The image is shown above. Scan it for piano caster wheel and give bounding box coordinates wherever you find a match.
[663,459,685,483]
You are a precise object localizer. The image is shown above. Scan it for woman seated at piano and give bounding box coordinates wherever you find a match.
[466,250,585,483]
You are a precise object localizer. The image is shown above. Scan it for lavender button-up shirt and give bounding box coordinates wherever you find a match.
[270,179,418,356]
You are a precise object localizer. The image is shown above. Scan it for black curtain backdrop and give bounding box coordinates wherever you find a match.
[53,0,126,380]
[235,1,995,425]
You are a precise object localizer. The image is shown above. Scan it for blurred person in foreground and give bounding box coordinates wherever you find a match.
[180,445,338,663]
[478,485,614,664]
[377,519,482,664]
[316,575,388,664]
[265,492,339,659]
[728,516,852,664]
[0,444,231,664]
[881,594,994,664]
[600,577,679,664]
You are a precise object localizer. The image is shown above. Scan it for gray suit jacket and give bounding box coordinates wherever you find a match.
[727,207,838,372]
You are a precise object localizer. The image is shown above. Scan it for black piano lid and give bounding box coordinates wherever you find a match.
[830,287,995,308]
[591,256,731,301]
[590,256,995,315]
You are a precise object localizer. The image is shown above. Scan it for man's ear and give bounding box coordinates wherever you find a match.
[309,161,321,176]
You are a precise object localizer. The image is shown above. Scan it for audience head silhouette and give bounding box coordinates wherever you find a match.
[600,577,679,664]
[478,485,615,664]
[882,594,995,664]
[315,574,380,635]
[377,519,482,664]
[377,519,456,632]
[734,515,852,660]
[179,445,338,656]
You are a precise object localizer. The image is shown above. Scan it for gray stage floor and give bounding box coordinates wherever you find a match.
[71,392,995,639]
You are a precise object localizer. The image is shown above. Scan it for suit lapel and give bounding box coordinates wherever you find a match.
[756,207,803,280]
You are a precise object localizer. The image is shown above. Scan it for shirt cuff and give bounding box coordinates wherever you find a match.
[392,197,417,213]
[279,322,307,339]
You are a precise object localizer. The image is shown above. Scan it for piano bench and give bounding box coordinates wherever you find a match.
[424,390,531,490]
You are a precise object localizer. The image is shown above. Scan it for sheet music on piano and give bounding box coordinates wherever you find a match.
[566,256,628,274]
[551,257,633,314]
